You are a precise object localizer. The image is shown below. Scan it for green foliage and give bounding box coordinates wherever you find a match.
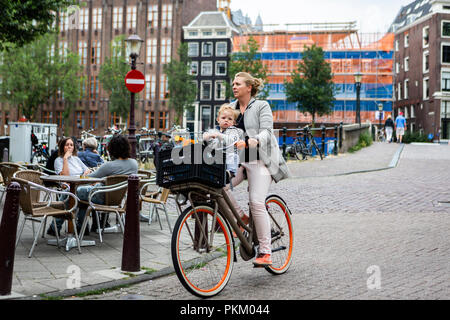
[228,36,269,99]
[98,35,135,120]
[164,43,197,125]
[0,0,75,50]
[402,131,431,144]
[348,132,373,153]
[0,32,83,122]
[284,44,335,127]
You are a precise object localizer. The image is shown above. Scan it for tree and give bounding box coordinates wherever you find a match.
[0,32,83,124]
[0,0,75,50]
[284,44,335,127]
[164,43,197,125]
[98,35,135,121]
[228,36,269,99]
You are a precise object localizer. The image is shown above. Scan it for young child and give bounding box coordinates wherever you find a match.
[203,104,243,175]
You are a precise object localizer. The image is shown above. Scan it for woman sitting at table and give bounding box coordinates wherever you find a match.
[54,137,91,176]
[77,134,138,234]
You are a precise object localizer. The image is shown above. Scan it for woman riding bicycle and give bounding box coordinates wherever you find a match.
[227,72,291,267]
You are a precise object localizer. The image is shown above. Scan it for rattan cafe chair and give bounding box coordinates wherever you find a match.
[0,162,26,203]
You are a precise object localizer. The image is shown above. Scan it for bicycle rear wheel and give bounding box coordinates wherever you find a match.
[264,195,294,275]
[294,141,306,160]
[312,140,324,160]
[171,205,234,298]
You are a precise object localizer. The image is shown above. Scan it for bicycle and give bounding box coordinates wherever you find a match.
[290,126,323,160]
[377,128,386,142]
[157,142,294,298]
[30,142,50,165]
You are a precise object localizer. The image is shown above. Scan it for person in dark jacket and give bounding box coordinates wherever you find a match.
[78,137,104,168]
[384,115,395,143]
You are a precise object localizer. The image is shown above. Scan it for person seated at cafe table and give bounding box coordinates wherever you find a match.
[78,137,104,168]
[76,134,138,234]
[47,137,92,236]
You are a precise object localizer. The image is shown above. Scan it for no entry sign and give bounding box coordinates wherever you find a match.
[125,69,145,93]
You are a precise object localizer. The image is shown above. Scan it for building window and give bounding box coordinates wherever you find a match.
[423,77,429,100]
[397,82,402,101]
[109,112,120,127]
[188,31,198,37]
[404,57,409,72]
[78,41,88,65]
[159,111,168,129]
[56,111,64,128]
[201,105,211,131]
[423,26,429,47]
[145,111,155,128]
[201,61,212,75]
[404,79,409,99]
[89,76,99,100]
[76,111,85,129]
[162,4,172,28]
[89,111,98,129]
[411,105,415,118]
[189,61,198,75]
[202,30,212,36]
[216,42,227,56]
[443,21,450,37]
[160,75,168,100]
[423,51,429,72]
[202,42,213,57]
[93,8,102,30]
[113,7,123,29]
[147,38,157,64]
[148,5,158,28]
[215,61,227,75]
[42,111,53,124]
[442,45,450,64]
[404,34,409,48]
[127,6,137,29]
[443,71,450,91]
[60,11,69,32]
[395,40,399,52]
[215,81,226,100]
[216,30,226,36]
[161,38,171,64]
[91,41,101,65]
[200,81,212,100]
[188,42,199,57]
[79,8,88,30]
[395,62,400,74]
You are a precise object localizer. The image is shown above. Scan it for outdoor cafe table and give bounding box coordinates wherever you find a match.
[40,175,105,251]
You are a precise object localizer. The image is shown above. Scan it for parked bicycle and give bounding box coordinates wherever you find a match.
[156,142,294,298]
[377,128,386,142]
[287,126,323,160]
[30,142,50,165]
[99,127,122,161]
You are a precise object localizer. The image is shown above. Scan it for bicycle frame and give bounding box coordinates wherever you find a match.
[171,183,255,257]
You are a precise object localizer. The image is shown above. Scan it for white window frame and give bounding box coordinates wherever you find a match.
[442,20,450,38]
[395,40,399,52]
[442,43,450,64]
[423,26,430,48]
[202,42,213,57]
[404,57,409,72]
[188,42,199,57]
[395,62,400,74]
[215,61,227,76]
[442,69,450,91]
[423,50,429,73]
[397,82,402,101]
[215,81,226,101]
[216,42,227,57]
[411,105,415,118]
[404,34,409,48]
[189,61,198,76]
[200,81,212,100]
[404,79,409,100]
[423,77,430,100]
[201,61,213,76]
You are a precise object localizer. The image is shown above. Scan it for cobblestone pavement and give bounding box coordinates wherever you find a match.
[68,143,450,300]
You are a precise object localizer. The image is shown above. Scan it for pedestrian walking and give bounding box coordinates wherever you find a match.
[395,111,406,143]
[384,115,395,143]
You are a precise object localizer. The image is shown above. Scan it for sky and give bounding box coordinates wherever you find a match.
[229,0,414,34]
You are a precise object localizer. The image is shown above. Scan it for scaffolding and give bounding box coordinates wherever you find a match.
[232,23,394,124]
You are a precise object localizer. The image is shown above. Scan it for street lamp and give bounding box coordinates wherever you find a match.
[378,103,383,129]
[354,71,363,127]
[125,34,143,159]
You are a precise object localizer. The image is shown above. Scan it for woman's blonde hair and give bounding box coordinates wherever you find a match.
[217,103,239,121]
[234,72,264,97]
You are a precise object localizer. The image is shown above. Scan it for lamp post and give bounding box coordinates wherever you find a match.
[125,34,144,159]
[354,72,362,127]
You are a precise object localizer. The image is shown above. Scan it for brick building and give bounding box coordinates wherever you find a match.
[0,0,217,137]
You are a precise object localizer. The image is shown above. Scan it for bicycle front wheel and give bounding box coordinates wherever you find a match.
[171,205,234,298]
[312,140,324,160]
[265,195,294,275]
[294,141,306,160]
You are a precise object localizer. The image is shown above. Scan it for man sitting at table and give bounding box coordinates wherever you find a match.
[78,137,104,168]
[76,134,138,234]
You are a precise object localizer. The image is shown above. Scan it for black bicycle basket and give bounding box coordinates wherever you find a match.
[156,143,226,189]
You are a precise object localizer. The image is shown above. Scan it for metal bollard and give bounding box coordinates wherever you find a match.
[2,147,8,162]
[339,122,343,150]
[282,127,287,160]
[321,125,326,156]
[0,182,21,295]
[121,175,140,272]
[334,125,338,155]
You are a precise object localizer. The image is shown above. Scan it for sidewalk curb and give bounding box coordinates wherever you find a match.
[291,144,405,179]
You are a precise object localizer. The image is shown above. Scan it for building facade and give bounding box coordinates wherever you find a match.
[391,0,450,140]
[0,0,217,137]
[182,11,239,133]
